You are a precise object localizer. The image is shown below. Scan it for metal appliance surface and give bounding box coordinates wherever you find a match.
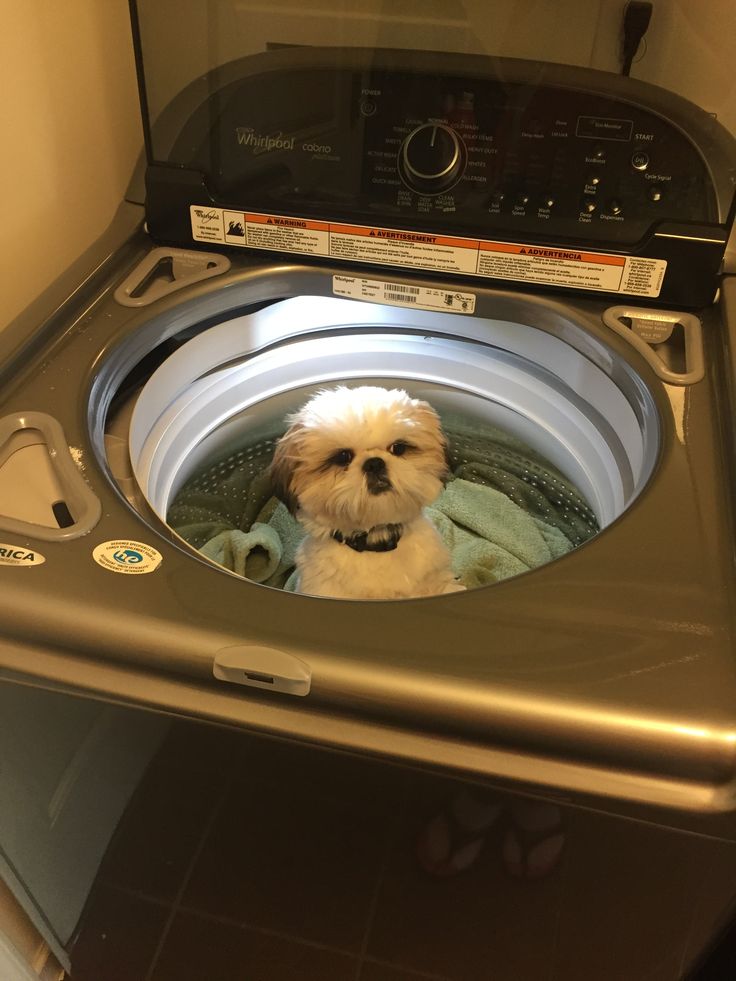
[2,11,736,842]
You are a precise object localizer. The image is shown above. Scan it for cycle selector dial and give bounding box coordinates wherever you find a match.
[398,123,467,194]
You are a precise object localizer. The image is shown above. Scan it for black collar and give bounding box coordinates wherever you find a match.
[331,523,403,553]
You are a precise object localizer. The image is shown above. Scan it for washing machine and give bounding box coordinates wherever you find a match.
[3,2,736,976]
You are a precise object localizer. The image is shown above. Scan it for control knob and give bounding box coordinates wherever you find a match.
[398,123,467,194]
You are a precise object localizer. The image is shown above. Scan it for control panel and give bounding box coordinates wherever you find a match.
[147,50,735,305]
[358,73,715,244]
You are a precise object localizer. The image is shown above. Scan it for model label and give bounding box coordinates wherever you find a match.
[333,275,476,313]
[0,544,45,567]
[92,540,163,575]
[191,206,667,297]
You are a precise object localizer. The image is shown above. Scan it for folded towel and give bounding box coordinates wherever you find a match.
[445,419,599,547]
[427,479,572,587]
[168,419,598,590]
[199,524,282,583]
[167,435,279,549]
[196,478,573,591]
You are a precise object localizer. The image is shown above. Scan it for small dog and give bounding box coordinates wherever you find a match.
[270,386,464,599]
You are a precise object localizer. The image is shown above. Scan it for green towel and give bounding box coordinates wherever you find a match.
[167,436,279,549]
[445,419,598,547]
[199,524,282,583]
[427,479,572,587]
[199,478,574,591]
[168,420,599,589]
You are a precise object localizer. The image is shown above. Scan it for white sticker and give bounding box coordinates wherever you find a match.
[92,540,163,575]
[332,275,476,313]
[191,206,667,298]
[0,544,45,567]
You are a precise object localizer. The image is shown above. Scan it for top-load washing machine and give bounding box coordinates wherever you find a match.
[2,4,736,959]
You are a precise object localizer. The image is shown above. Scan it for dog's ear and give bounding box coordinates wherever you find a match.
[269,426,302,515]
[414,399,453,484]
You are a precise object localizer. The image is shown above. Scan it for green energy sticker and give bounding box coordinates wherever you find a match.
[92,540,163,574]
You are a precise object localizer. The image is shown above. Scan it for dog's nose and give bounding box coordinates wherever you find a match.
[363,456,386,475]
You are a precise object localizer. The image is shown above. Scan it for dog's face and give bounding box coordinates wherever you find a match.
[270,386,450,529]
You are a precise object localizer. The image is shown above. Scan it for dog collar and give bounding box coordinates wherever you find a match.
[331,523,403,553]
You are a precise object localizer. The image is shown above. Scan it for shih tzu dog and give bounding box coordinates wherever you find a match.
[270,386,464,599]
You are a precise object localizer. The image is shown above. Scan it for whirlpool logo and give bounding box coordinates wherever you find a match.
[236,127,296,154]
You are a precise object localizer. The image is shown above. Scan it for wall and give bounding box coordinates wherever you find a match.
[0,880,63,980]
[1,0,142,332]
[637,0,736,136]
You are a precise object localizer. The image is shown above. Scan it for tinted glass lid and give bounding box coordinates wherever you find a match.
[129,2,736,306]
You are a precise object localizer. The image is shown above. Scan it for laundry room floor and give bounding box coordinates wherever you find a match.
[69,719,736,981]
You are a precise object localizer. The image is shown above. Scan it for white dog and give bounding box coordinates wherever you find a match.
[270,386,465,599]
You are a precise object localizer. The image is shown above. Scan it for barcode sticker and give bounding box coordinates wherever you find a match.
[385,292,417,304]
[332,275,476,314]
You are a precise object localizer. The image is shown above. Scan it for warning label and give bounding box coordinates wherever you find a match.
[478,242,627,292]
[191,207,666,297]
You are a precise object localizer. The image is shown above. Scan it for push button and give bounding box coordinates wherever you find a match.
[607,199,622,215]
[648,186,663,202]
[581,199,597,214]
[631,150,650,171]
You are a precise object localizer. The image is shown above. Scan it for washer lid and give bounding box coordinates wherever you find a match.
[130,9,736,305]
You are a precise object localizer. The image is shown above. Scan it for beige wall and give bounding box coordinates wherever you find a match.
[0,879,63,979]
[1,0,142,331]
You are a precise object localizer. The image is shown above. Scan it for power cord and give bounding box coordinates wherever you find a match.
[621,1,653,76]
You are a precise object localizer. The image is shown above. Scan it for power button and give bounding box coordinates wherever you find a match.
[631,151,650,171]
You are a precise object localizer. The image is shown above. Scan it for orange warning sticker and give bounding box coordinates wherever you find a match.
[190,206,667,297]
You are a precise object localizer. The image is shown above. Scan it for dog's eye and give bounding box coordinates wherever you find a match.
[389,441,411,456]
[330,449,354,466]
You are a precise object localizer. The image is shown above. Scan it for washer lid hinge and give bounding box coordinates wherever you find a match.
[114,247,231,307]
[0,412,102,541]
[602,306,704,385]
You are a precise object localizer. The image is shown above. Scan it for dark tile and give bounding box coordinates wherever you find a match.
[100,725,226,901]
[229,730,410,809]
[552,811,724,981]
[182,763,400,952]
[366,777,566,981]
[151,910,357,981]
[71,884,169,981]
[154,719,256,778]
[680,837,736,976]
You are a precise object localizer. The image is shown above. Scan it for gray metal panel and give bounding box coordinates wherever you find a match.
[0,242,735,822]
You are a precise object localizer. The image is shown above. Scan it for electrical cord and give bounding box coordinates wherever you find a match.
[621,1,653,76]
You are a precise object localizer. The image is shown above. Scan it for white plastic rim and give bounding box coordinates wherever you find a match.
[129,296,652,528]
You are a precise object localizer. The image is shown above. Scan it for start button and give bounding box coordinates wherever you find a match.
[631,151,650,171]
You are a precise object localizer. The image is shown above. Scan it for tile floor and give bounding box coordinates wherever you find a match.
[70,720,736,981]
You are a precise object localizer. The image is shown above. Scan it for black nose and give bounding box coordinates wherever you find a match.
[363,456,386,475]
